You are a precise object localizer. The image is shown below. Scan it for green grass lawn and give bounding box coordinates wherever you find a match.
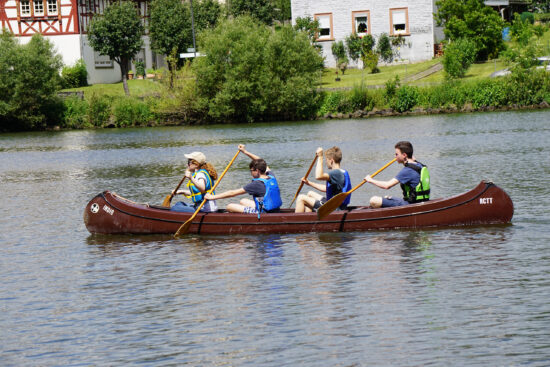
[62,78,166,99]
[321,58,441,88]
[413,59,508,85]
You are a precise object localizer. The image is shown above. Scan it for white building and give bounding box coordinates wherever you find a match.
[291,0,444,68]
[0,0,164,84]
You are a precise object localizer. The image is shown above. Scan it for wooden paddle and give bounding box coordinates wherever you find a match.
[174,150,241,237]
[288,155,318,208]
[317,158,397,220]
[161,175,187,207]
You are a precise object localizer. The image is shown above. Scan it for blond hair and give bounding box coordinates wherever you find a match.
[325,146,342,163]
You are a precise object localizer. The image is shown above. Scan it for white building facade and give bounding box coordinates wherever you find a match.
[1,0,163,84]
[291,0,444,67]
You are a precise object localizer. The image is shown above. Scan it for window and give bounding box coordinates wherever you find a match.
[34,0,44,16]
[47,0,57,15]
[314,13,333,41]
[20,0,31,15]
[390,8,409,36]
[94,51,113,68]
[352,10,370,36]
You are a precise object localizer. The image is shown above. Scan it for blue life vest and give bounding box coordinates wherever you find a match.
[326,169,352,208]
[186,169,215,203]
[253,174,283,213]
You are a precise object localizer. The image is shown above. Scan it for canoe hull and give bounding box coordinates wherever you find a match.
[83,181,513,235]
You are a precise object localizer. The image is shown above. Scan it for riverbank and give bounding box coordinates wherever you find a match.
[40,66,550,130]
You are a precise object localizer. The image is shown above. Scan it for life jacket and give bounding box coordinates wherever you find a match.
[326,169,352,208]
[400,162,430,203]
[186,169,215,203]
[253,174,283,213]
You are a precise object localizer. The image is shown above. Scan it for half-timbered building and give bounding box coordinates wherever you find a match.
[1,0,162,84]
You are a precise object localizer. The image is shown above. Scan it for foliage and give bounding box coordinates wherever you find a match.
[229,0,275,25]
[348,84,375,112]
[384,75,400,102]
[149,0,190,57]
[0,32,64,131]
[520,11,535,24]
[61,59,88,89]
[358,35,379,73]
[87,1,144,96]
[530,1,550,13]
[377,33,393,63]
[319,91,352,115]
[111,97,152,127]
[442,38,477,79]
[332,41,349,74]
[135,61,145,77]
[345,33,361,63]
[193,0,222,31]
[62,96,89,129]
[272,0,292,23]
[391,85,419,112]
[194,16,323,122]
[87,93,111,127]
[293,16,319,44]
[510,13,536,46]
[435,0,505,60]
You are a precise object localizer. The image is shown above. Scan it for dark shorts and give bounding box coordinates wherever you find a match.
[313,197,327,210]
[381,197,409,207]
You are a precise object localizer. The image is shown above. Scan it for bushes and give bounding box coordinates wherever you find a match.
[111,97,152,127]
[61,59,88,88]
[392,85,419,112]
[442,38,477,79]
[319,85,374,115]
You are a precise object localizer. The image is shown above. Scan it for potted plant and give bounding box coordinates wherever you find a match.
[127,70,134,80]
[146,68,155,79]
[135,61,145,79]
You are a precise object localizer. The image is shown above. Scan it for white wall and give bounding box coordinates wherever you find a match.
[292,0,438,68]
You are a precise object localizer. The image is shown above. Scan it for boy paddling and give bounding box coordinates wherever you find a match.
[295,146,352,213]
[204,145,282,214]
[365,141,430,208]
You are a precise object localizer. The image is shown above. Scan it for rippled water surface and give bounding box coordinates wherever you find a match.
[1,111,550,366]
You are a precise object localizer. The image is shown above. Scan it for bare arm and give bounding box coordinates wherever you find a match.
[239,144,271,172]
[204,188,246,201]
[301,178,326,192]
[314,147,330,181]
[365,176,400,190]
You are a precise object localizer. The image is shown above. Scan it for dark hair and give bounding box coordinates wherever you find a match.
[395,141,413,158]
[325,146,342,163]
[249,159,267,174]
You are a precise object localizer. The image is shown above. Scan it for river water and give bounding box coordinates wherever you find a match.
[1,110,549,366]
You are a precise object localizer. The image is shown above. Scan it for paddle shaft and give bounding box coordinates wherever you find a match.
[174,150,241,237]
[347,157,397,195]
[162,175,187,207]
[317,158,396,220]
[288,155,318,208]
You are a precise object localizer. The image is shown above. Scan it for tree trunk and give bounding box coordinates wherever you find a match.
[119,58,130,96]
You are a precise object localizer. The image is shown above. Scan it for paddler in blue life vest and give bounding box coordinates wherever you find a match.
[295,146,352,213]
[365,141,430,208]
[171,151,219,213]
[204,145,282,215]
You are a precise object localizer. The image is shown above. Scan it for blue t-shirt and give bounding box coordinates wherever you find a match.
[395,163,421,190]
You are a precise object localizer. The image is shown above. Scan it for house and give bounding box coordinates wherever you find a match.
[291,0,444,68]
[0,0,163,84]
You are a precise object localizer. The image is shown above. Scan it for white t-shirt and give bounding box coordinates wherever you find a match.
[195,171,218,212]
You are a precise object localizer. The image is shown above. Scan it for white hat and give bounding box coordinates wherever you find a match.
[184,151,206,165]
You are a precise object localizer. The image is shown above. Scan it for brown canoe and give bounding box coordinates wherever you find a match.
[83,181,513,235]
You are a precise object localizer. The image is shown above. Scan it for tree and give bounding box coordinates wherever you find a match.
[149,0,191,59]
[294,16,320,44]
[359,35,379,73]
[529,0,550,13]
[87,1,144,96]
[272,0,292,24]
[442,38,477,79]
[229,0,275,25]
[331,40,348,75]
[193,16,323,122]
[345,33,361,64]
[377,33,393,63]
[435,0,505,61]
[0,32,64,131]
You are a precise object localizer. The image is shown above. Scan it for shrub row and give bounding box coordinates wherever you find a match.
[319,69,550,117]
[61,94,154,129]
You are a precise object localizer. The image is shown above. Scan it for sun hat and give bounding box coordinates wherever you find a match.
[184,151,206,165]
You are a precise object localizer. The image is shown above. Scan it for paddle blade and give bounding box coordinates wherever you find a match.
[161,194,173,207]
[317,192,349,220]
[175,218,193,237]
